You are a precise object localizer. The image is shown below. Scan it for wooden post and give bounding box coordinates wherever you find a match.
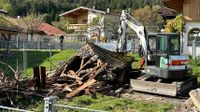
[33,66,41,89]
[40,66,46,88]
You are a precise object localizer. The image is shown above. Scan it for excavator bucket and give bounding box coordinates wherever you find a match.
[130,75,198,96]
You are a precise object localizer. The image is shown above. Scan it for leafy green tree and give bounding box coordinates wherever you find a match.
[0,0,12,13]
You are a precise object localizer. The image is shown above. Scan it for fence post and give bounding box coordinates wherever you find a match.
[192,39,196,59]
[44,96,57,112]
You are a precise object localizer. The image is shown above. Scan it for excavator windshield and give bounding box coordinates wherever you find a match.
[157,34,180,55]
[169,36,180,55]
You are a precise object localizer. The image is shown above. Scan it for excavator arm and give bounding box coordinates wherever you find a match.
[117,10,148,58]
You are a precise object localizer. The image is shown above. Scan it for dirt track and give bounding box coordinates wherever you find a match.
[121,90,190,112]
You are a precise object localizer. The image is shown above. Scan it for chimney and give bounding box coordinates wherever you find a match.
[93,6,95,9]
[106,8,110,13]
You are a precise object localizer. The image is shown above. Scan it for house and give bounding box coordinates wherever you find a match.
[157,7,177,23]
[0,13,21,57]
[162,0,200,57]
[6,17,65,49]
[59,6,119,42]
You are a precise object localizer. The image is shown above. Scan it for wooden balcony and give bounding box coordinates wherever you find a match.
[67,24,87,31]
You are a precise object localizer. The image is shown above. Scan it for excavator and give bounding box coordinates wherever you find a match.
[117,10,197,96]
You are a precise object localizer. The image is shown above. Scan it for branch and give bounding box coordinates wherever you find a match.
[0,61,18,80]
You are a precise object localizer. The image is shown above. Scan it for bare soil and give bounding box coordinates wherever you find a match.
[121,90,190,112]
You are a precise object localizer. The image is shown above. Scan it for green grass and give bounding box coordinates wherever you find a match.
[30,94,173,112]
[0,49,75,77]
[189,57,200,83]
[0,51,174,112]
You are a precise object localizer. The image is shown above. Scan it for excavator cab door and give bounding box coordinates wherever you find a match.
[156,33,180,68]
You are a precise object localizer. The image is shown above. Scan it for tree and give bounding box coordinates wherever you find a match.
[104,15,120,40]
[132,5,163,32]
[52,17,68,32]
[165,15,184,33]
[0,0,12,13]
[21,14,43,39]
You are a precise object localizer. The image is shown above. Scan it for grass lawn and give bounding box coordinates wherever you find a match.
[30,94,173,112]
[0,50,174,112]
[4,50,200,111]
[0,49,75,78]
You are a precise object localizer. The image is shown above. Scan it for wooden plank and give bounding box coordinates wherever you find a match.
[80,58,84,69]
[68,70,83,85]
[89,63,107,80]
[80,64,101,79]
[76,58,93,75]
[52,83,66,87]
[189,89,200,111]
[66,79,96,98]
[63,85,72,92]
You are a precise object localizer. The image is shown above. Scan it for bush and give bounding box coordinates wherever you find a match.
[190,56,200,66]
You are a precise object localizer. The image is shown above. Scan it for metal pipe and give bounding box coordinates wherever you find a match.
[55,104,106,112]
[0,105,32,112]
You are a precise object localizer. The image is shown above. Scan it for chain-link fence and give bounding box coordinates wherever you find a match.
[0,37,84,78]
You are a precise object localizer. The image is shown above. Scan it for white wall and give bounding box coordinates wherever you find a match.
[183,21,200,56]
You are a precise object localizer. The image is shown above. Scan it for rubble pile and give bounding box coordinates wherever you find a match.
[45,42,134,98]
[0,42,136,107]
[185,88,200,112]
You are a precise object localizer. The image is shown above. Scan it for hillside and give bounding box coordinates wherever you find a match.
[5,0,162,22]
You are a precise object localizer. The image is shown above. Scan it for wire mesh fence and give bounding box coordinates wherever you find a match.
[0,37,84,78]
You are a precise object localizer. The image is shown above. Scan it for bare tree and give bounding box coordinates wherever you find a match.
[21,14,43,39]
[104,14,120,40]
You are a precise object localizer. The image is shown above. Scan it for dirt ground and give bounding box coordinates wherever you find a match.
[120,90,193,112]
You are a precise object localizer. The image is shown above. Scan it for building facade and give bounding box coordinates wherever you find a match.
[59,6,119,42]
[162,0,200,56]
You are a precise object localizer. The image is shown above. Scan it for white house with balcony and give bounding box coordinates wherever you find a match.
[59,6,119,42]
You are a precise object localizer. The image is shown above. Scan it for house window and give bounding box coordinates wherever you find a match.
[188,28,200,46]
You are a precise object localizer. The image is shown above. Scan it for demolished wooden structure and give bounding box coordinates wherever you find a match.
[46,41,133,98]
[0,41,134,107]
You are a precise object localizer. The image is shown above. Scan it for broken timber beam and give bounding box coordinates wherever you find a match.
[76,58,94,75]
[89,63,107,80]
[68,70,83,85]
[66,79,96,98]
[80,64,101,80]
[80,58,84,69]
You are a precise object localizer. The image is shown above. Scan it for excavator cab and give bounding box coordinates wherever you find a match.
[146,33,191,79]
[157,33,180,56]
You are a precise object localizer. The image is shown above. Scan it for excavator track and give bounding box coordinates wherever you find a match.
[130,75,198,96]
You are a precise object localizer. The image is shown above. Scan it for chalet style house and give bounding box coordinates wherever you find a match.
[59,6,119,42]
[162,0,200,56]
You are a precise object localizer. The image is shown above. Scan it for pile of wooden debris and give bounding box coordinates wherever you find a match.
[45,42,135,98]
[0,42,136,107]
[185,88,200,112]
